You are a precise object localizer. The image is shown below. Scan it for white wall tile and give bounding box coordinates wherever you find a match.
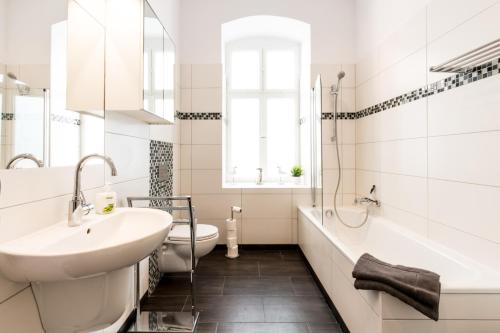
[429,221,500,272]
[427,0,499,42]
[340,64,356,88]
[381,205,428,236]
[181,88,192,113]
[429,179,500,244]
[191,88,221,113]
[340,87,356,114]
[379,173,427,218]
[0,276,27,304]
[428,75,500,136]
[191,64,222,88]
[180,170,191,195]
[378,8,427,71]
[356,170,381,198]
[428,131,500,186]
[191,194,241,219]
[379,47,427,102]
[105,133,149,183]
[428,2,500,82]
[198,218,242,245]
[191,169,239,194]
[150,124,176,143]
[180,145,192,169]
[380,138,427,177]
[191,120,221,145]
[242,219,292,244]
[379,99,427,141]
[180,64,191,88]
[105,112,150,139]
[311,64,342,88]
[0,165,103,209]
[356,142,380,172]
[191,145,222,170]
[180,120,192,144]
[242,194,292,219]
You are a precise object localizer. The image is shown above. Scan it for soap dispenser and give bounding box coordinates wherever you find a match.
[95,182,117,214]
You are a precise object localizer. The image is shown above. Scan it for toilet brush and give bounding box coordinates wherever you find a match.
[226,206,242,259]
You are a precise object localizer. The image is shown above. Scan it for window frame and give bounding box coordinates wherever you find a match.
[224,37,301,184]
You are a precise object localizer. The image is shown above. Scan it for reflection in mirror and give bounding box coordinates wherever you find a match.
[163,29,175,123]
[0,0,105,169]
[144,1,164,117]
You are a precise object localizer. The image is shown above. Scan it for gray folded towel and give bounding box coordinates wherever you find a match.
[352,253,441,321]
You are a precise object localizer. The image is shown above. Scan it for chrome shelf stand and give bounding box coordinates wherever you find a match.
[430,38,500,73]
[127,196,199,333]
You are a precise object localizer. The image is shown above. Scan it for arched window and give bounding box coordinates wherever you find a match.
[222,16,311,186]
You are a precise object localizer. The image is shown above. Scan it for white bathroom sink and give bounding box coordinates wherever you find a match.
[0,207,171,282]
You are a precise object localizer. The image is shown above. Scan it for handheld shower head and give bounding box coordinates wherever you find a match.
[330,71,346,95]
[7,72,30,96]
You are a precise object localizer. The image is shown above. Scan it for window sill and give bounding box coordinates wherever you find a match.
[223,182,310,189]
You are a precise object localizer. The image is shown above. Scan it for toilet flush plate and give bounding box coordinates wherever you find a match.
[128,311,199,333]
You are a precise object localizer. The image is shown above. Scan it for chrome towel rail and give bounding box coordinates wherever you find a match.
[430,38,500,73]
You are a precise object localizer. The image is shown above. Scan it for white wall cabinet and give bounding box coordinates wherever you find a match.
[105,0,175,124]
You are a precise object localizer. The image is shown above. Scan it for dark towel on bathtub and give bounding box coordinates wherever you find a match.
[352,253,441,321]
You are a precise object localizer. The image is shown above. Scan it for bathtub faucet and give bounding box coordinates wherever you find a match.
[356,197,381,207]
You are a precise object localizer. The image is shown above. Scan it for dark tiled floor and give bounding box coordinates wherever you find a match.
[142,248,342,333]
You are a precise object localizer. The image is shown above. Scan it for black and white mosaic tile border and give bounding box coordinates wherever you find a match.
[322,112,357,120]
[175,59,500,123]
[51,114,81,125]
[1,113,15,120]
[356,57,500,119]
[176,111,221,120]
[148,140,174,294]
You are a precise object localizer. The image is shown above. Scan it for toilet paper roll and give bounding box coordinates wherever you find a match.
[227,238,238,247]
[225,218,237,231]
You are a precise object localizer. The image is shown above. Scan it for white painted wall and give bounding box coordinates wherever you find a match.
[180,0,356,64]
[4,0,67,65]
[0,0,6,64]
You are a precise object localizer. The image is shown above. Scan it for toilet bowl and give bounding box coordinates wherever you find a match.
[158,224,219,273]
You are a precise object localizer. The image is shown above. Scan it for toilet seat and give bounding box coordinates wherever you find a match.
[167,224,218,242]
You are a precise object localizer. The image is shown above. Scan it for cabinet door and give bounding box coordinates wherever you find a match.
[143,1,164,117]
[163,31,175,123]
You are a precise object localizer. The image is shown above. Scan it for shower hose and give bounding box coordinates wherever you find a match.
[332,88,369,229]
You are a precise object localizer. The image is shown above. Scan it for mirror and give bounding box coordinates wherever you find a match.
[0,0,105,169]
[144,1,164,117]
[144,0,176,122]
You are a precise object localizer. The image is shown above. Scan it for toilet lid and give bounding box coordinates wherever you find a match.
[167,224,219,242]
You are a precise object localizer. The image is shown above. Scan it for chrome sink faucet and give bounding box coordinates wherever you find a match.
[68,154,117,227]
[6,153,44,169]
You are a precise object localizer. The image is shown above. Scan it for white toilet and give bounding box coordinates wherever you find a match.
[158,224,219,273]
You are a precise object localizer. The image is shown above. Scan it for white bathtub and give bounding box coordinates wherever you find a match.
[298,205,500,333]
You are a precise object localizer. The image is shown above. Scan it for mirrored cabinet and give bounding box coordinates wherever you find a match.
[106,0,176,124]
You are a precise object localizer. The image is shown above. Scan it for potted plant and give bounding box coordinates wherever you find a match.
[290,165,304,185]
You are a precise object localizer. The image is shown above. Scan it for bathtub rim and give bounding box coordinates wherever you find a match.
[298,205,500,294]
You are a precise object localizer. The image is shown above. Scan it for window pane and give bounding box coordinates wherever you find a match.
[14,95,45,167]
[265,50,296,90]
[230,50,260,90]
[230,98,260,178]
[267,98,296,178]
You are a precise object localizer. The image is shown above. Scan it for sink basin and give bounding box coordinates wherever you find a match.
[0,207,172,282]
